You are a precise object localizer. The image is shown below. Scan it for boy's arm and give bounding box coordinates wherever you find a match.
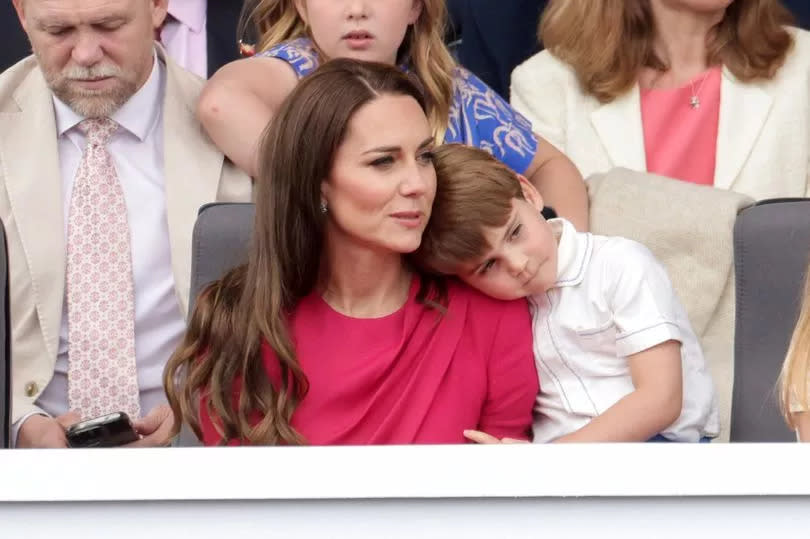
[553,340,683,443]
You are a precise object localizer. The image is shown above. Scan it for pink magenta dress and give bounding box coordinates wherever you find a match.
[640,67,722,186]
[200,278,539,445]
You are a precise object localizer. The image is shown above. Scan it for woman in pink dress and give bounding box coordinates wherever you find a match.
[164,59,539,446]
[511,0,809,200]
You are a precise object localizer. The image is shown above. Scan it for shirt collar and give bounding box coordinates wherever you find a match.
[53,52,164,142]
[168,0,207,33]
[551,218,592,288]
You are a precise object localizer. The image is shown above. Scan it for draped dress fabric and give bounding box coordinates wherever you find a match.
[200,279,539,445]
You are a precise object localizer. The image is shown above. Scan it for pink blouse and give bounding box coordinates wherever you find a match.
[200,278,539,445]
[641,67,722,186]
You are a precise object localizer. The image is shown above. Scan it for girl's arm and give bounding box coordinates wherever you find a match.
[795,412,810,442]
[554,340,683,443]
[523,136,589,231]
[197,57,300,178]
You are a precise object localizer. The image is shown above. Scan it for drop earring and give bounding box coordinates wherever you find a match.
[320,201,328,214]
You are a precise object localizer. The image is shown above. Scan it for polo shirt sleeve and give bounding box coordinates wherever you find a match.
[601,239,684,358]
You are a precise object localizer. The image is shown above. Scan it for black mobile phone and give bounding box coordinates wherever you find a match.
[66,411,140,448]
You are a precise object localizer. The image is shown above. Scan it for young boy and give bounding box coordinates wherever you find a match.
[416,145,719,442]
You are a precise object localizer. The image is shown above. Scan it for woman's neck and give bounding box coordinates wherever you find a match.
[644,1,726,87]
[320,234,413,319]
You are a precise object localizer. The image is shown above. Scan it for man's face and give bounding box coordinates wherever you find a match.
[13,0,168,117]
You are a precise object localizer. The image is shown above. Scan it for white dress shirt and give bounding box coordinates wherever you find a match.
[12,55,187,444]
[530,219,720,443]
[160,0,208,79]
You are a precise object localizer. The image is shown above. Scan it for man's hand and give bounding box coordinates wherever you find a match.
[126,404,175,447]
[17,411,81,448]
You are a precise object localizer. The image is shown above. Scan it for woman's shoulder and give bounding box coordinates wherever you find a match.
[446,279,530,323]
[512,49,579,86]
[783,26,810,66]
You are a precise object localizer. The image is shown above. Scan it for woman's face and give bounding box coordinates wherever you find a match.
[295,0,422,64]
[322,94,436,255]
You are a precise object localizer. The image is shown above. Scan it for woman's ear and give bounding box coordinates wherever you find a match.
[517,174,544,211]
[409,0,423,24]
[320,180,331,205]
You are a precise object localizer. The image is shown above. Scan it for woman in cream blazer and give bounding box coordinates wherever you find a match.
[511,0,810,201]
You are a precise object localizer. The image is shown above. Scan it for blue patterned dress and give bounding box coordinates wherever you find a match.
[259,38,538,174]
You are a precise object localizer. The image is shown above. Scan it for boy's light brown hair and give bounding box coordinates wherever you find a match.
[414,144,526,275]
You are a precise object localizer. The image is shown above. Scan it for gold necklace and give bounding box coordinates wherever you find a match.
[688,71,711,110]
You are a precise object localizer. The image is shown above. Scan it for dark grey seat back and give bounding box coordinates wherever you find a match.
[732,199,810,442]
[189,202,256,314]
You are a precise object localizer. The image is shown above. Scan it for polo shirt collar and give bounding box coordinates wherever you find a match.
[552,218,592,288]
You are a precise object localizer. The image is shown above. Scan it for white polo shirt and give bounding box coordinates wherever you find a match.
[530,219,720,442]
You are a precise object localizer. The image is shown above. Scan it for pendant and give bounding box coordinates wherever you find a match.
[690,95,701,109]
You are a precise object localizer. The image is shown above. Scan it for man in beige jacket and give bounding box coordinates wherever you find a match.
[3,0,251,447]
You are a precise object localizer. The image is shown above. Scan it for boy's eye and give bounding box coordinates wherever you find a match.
[510,224,522,239]
[369,155,394,167]
[479,259,496,275]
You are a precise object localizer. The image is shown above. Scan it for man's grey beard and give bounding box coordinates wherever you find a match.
[44,64,137,118]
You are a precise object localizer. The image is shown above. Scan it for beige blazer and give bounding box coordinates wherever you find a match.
[0,47,252,424]
[511,27,810,201]
[587,168,755,442]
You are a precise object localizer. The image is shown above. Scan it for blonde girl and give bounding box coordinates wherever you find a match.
[780,268,810,441]
[197,0,588,230]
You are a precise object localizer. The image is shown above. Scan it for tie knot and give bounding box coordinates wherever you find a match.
[77,118,119,146]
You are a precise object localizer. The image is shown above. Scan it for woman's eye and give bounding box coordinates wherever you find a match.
[370,156,394,167]
[418,151,435,164]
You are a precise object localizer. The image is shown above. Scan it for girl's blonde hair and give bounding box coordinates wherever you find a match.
[780,264,810,429]
[239,0,456,140]
[540,0,794,104]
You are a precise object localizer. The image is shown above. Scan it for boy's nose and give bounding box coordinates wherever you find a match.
[505,253,528,277]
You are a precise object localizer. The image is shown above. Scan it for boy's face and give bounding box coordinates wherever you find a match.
[455,180,559,301]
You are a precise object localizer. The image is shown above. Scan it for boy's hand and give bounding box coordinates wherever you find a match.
[463,429,529,444]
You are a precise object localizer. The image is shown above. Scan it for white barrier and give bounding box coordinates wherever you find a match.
[1,444,809,537]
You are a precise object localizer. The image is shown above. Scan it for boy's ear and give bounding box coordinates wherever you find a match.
[517,174,544,211]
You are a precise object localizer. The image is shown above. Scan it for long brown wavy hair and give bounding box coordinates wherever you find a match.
[164,59,440,445]
[237,0,455,141]
[540,0,794,103]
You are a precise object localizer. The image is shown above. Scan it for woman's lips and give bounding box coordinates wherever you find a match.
[391,211,424,229]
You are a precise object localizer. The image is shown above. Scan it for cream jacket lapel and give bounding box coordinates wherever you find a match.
[0,59,65,367]
[713,68,773,191]
[589,85,647,172]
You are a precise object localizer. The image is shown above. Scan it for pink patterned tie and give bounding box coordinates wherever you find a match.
[66,118,140,421]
